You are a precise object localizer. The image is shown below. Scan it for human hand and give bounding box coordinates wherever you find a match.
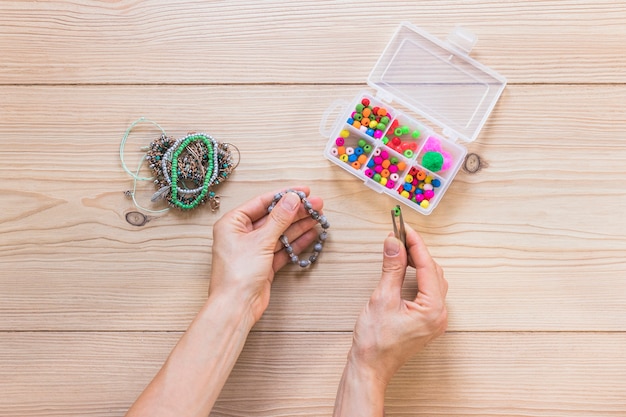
[208,186,324,325]
[349,224,448,388]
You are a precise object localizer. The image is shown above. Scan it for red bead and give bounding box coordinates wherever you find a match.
[362,98,370,107]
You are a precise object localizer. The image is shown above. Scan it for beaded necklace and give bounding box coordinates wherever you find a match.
[120,118,238,213]
[268,190,329,268]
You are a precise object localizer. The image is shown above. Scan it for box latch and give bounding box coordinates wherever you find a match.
[446,26,477,55]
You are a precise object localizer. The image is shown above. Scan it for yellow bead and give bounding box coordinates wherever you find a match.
[425,176,433,184]
[379,177,388,186]
[420,200,430,209]
[400,190,410,198]
[340,154,349,162]
[369,120,378,129]
[340,129,350,138]
[405,174,413,183]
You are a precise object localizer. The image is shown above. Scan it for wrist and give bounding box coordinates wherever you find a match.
[346,348,390,394]
[334,351,387,417]
[204,291,256,333]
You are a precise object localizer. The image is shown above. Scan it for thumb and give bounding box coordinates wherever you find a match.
[378,234,408,297]
[263,191,301,242]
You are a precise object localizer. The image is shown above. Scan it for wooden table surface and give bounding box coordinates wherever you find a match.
[2,1,626,416]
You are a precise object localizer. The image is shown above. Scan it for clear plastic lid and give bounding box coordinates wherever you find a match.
[368,22,506,143]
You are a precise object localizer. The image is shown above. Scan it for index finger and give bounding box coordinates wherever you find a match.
[404,224,442,297]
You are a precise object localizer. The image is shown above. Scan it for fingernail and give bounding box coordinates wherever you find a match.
[281,191,300,211]
[384,237,400,256]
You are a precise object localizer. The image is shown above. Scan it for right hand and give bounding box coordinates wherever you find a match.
[349,224,448,388]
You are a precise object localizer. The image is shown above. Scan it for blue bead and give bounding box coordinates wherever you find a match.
[403,183,412,191]
[355,147,364,156]
[347,117,354,125]
[348,154,357,162]
[415,189,423,194]
[366,128,375,136]
[432,179,441,187]
[367,159,375,168]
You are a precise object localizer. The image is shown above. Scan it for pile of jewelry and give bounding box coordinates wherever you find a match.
[145,132,237,211]
[268,189,329,268]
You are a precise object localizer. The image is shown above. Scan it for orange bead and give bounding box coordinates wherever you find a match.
[381,159,391,169]
[352,120,361,129]
[380,169,390,178]
[357,154,367,164]
[361,118,370,127]
[417,170,426,180]
[397,161,406,171]
[336,146,346,155]
[351,161,361,170]
[362,107,372,118]
[377,107,387,117]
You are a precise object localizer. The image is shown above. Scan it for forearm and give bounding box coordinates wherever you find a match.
[125,293,254,417]
[333,352,387,417]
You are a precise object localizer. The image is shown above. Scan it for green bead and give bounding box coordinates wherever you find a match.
[412,130,421,139]
[355,103,364,112]
[382,137,389,145]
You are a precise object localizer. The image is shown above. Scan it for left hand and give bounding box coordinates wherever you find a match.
[208,186,324,324]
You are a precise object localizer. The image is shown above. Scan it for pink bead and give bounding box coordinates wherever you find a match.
[374,130,383,139]
[335,137,345,146]
[415,194,425,202]
[380,150,389,159]
[386,180,395,189]
[424,190,435,200]
[388,165,398,173]
[330,148,339,156]
[374,165,383,173]
[364,169,374,178]
[374,156,383,165]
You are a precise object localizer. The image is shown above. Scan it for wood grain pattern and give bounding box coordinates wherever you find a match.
[1,1,626,84]
[1,85,625,332]
[1,332,625,417]
[2,1,626,415]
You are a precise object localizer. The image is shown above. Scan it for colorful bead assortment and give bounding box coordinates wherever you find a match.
[330,129,374,171]
[382,119,421,159]
[325,95,468,213]
[396,166,442,209]
[347,97,393,139]
[364,148,407,190]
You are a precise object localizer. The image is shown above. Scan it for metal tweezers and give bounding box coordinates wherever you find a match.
[391,205,407,247]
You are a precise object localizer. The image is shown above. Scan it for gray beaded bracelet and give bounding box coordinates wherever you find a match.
[267,189,329,268]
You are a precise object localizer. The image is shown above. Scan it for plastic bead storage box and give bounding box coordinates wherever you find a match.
[321,22,506,215]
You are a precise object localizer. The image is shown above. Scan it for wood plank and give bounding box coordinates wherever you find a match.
[1,84,625,332]
[0,332,624,416]
[1,1,626,84]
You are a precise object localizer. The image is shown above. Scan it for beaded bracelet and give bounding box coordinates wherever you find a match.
[267,190,329,268]
[146,132,237,211]
[120,117,238,213]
